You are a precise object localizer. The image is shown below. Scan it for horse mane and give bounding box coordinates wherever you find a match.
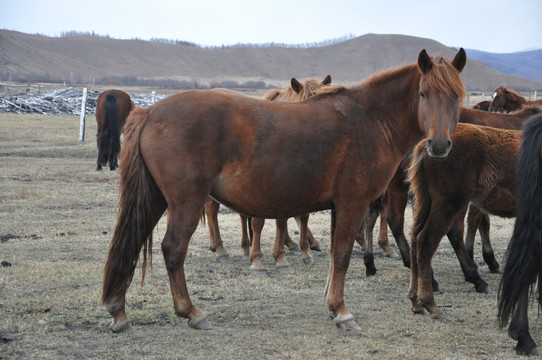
[261,89,281,101]
[498,85,527,105]
[267,78,334,101]
[316,55,465,103]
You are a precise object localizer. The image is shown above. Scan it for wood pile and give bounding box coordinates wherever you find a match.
[0,87,165,115]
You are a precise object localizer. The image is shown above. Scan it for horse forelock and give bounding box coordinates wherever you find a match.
[425,56,466,104]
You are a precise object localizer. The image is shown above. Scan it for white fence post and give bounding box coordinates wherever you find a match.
[151,91,156,104]
[79,88,88,142]
[534,91,538,101]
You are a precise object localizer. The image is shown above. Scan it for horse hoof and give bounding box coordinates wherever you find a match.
[386,252,400,259]
[109,319,132,333]
[410,306,425,315]
[476,284,493,294]
[336,319,361,331]
[289,246,301,252]
[217,254,231,262]
[303,256,314,265]
[243,254,250,261]
[276,266,294,275]
[310,245,322,252]
[188,318,213,330]
[251,269,268,277]
[491,267,503,274]
[430,311,445,320]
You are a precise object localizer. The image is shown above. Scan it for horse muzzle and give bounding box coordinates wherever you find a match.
[426,138,452,160]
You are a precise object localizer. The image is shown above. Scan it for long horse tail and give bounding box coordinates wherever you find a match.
[102,107,167,304]
[407,142,432,238]
[105,94,121,167]
[498,114,542,328]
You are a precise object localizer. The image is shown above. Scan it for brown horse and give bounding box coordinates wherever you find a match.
[498,114,542,356]
[362,106,542,279]
[95,89,134,171]
[489,85,542,113]
[472,100,491,111]
[205,76,331,273]
[408,122,523,319]
[102,48,466,332]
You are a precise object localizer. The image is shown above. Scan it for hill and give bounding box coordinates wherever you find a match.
[1,30,541,91]
[466,48,542,83]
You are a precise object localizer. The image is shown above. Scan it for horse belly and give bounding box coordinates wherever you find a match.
[210,166,330,218]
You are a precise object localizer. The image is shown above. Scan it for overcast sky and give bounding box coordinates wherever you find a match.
[2,0,541,53]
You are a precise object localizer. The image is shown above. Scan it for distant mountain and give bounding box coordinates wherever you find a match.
[466,48,542,83]
[1,30,541,91]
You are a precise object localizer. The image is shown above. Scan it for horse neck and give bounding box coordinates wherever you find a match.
[506,93,527,112]
[362,66,423,156]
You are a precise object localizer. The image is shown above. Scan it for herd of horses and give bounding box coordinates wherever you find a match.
[94,48,542,356]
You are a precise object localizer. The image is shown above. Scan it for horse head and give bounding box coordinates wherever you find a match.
[417,48,466,159]
[488,85,507,112]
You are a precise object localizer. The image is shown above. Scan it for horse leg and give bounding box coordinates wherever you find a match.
[377,199,398,258]
[325,206,365,330]
[411,210,458,319]
[408,230,424,314]
[284,221,300,251]
[240,215,250,260]
[296,214,314,264]
[103,198,166,333]
[96,131,104,171]
[508,286,538,355]
[249,217,266,276]
[386,181,411,268]
[362,207,378,276]
[446,215,491,294]
[294,215,321,251]
[464,204,481,260]
[162,207,212,330]
[478,213,502,273]
[274,218,293,274]
[204,197,230,262]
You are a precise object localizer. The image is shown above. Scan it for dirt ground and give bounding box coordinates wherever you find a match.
[0,112,537,359]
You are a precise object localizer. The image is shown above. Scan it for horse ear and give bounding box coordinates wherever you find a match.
[290,78,303,94]
[322,75,332,85]
[451,47,467,72]
[417,49,433,74]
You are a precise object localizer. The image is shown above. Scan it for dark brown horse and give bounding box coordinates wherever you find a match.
[489,85,542,113]
[102,48,466,332]
[498,113,542,356]
[95,89,134,171]
[205,76,331,273]
[473,100,491,111]
[362,106,542,279]
[408,123,522,319]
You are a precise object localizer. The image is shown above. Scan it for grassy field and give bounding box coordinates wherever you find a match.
[0,112,535,359]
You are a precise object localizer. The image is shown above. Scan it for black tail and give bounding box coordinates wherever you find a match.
[105,94,121,170]
[498,114,542,328]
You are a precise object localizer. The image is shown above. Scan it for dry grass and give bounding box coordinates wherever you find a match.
[0,112,537,359]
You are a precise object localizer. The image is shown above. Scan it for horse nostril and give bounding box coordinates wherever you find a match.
[426,138,433,150]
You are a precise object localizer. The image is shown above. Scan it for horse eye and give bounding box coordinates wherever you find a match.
[420,92,426,99]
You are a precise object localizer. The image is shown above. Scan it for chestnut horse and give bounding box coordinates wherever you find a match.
[408,122,524,319]
[498,113,542,356]
[102,48,466,332]
[362,106,542,280]
[205,76,331,273]
[95,90,134,170]
[489,85,542,113]
[472,100,491,111]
